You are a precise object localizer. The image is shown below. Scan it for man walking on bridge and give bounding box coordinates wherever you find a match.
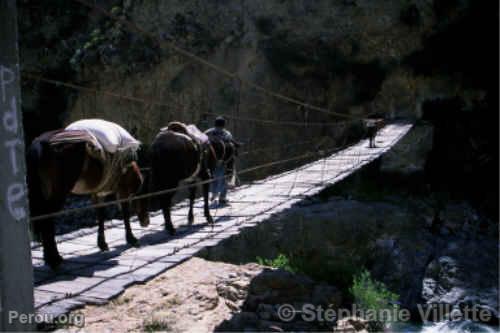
[205,116,239,205]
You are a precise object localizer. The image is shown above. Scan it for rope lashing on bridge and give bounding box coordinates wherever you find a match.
[29,143,347,223]
[72,0,364,121]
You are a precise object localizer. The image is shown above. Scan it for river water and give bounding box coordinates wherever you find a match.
[391,320,498,333]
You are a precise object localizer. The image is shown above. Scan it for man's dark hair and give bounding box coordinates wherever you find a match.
[215,116,226,127]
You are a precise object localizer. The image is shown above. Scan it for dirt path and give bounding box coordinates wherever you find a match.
[60,258,263,332]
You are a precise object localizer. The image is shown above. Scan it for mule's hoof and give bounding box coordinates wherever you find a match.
[165,227,176,236]
[127,236,140,247]
[206,216,214,225]
[98,242,109,252]
[188,216,194,226]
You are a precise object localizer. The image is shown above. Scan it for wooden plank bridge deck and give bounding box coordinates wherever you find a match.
[31,122,413,318]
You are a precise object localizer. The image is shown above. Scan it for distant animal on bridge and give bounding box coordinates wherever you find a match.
[150,122,236,234]
[365,118,385,148]
[27,119,149,269]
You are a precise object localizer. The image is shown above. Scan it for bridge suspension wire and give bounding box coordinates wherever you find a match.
[72,0,363,121]
[29,142,346,223]
[22,72,170,109]
[22,71,357,128]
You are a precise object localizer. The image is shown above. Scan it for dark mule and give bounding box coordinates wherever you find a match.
[150,122,236,234]
[27,130,149,269]
[365,118,385,148]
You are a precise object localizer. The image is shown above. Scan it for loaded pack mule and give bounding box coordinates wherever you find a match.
[150,122,237,235]
[27,119,149,269]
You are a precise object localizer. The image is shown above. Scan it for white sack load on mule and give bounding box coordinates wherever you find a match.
[65,118,141,195]
[66,118,140,153]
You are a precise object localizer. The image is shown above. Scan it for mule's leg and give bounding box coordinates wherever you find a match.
[188,185,196,225]
[38,193,69,269]
[369,131,376,148]
[31,196,64,268]
[161,192,176,235]
[41,218,63,269]
[93,196,109,251]
[120,201,139,247]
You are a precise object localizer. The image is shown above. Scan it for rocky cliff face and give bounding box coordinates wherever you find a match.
[62,0,494,131]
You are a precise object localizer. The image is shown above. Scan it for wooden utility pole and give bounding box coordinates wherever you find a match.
[0,0,35,331]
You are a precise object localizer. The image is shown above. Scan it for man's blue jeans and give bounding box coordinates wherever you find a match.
[211,163,227,201]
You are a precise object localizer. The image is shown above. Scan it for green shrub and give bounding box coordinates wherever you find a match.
[350,270,399,313]
[256,253,361,289]
[257,253,297,273]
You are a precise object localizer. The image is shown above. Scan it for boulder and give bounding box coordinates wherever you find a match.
[335,316,369,333]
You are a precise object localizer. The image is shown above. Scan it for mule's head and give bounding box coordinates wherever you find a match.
[120,162,150,227]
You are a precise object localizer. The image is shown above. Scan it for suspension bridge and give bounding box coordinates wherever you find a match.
[32,121,412,318]
[0,0,420,328]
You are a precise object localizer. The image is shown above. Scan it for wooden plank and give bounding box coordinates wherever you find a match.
[72,263,135,279]
[36,298,85,321]
[33,290,65,308]
[130,262,174,283]
[0,1,35,330]
[77,276,136,302]
[36,276,105,296]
